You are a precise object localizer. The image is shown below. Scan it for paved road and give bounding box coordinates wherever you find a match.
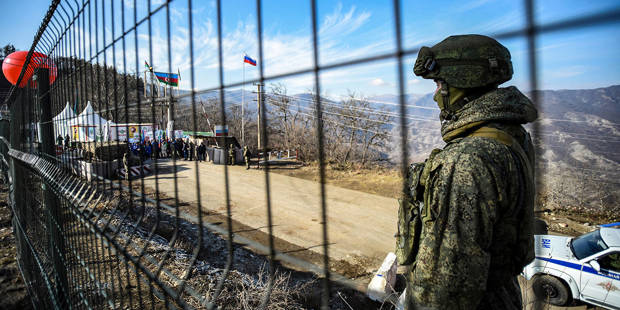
[142,160,398,267]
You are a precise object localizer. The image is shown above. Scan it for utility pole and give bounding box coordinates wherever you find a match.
[144,70,147,98]
[167,100,174,138]
[256,82,263,151]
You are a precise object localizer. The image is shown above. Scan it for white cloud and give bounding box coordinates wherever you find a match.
[81,3,398,96]
[371,78,387,86]
[548,65,589,79]
[456,0,494,12]
[408,79,420,85]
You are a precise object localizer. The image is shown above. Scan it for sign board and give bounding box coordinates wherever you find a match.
[214,125,228,137]
[117,127,127,141]
[128,125,140,141]
[72,126,80,140]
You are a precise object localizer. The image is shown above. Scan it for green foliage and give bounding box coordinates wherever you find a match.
[0,44,16,60]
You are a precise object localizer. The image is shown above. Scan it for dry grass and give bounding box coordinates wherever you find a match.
[271,161,402,198]
[83,188,326,309]
[187,265,315,310]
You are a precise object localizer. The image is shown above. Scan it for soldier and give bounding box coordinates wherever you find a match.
[123,151,130,181]
[228,144,235,165]
[243,146,251,169]
[397,35,537,309]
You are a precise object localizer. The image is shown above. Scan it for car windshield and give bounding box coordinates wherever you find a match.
[570,230,609,260]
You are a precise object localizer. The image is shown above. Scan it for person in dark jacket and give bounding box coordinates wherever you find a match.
[64,134,71,149]
[198,142,206,162]
[189,141,195,161]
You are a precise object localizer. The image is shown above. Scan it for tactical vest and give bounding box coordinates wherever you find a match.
[395,126,534,269]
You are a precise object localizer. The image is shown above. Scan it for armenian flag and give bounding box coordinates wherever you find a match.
[243,55,257,66]
[153,72,179,87]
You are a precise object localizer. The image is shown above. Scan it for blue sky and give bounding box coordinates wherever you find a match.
[1,0,619,98]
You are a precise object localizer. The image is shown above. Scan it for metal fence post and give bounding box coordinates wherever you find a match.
[8,90,38,304]
[37,68,69,308]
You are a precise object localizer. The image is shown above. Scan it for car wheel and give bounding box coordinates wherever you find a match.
[532,275,571,306]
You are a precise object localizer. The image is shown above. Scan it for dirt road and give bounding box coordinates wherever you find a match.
[142,160,399,270]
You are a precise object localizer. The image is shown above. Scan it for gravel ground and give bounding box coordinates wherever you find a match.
[0,183,32,310]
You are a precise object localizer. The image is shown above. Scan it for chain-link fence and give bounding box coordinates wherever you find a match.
[1,0,618,309]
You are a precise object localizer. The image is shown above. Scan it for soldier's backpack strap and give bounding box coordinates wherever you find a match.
[466,126,533,178]
[467,126,536,272]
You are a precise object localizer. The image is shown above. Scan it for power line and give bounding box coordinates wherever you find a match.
[330,95,439,111]
[538,130,620,140]
[538,117,620,126]
[266,99,396,126]
[537,132,620,143]
[534,143,620,156]
[267,92,433,119]
[265,93,438,122]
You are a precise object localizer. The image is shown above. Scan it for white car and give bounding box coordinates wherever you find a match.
[522,223,620,309]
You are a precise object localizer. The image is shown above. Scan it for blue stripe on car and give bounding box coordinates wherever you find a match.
[537,257,620,281]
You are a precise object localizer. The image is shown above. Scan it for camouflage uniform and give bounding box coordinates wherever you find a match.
[243,146,251,169]
[228,144,235,165]
[402,35,537,309]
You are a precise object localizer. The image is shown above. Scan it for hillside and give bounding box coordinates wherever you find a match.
[385,85,619,213]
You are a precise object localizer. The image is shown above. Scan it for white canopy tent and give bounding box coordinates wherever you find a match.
[53,102,77,138]
[69,101,113,142]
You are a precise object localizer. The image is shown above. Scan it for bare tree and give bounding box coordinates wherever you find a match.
[326,92,392,166]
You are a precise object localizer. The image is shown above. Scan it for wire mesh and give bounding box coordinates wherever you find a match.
[0,0,618,309]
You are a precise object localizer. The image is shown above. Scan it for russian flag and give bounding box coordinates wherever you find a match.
[244,55,257,66]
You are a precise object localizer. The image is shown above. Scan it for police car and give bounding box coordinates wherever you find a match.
[522,223,620,309]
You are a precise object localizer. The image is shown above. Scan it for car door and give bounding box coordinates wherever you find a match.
[580,256,609,303]
[597,251,620,308]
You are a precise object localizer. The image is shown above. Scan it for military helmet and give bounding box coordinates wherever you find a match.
[413,34,513,88]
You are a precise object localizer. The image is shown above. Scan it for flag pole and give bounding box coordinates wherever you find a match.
[242,54,245,145]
